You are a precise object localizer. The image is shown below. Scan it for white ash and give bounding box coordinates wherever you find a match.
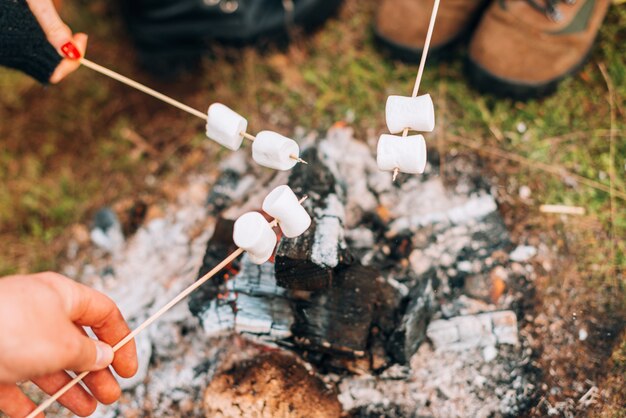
[439,295,496,317]
[199,254,294,342]
[427,311,519,351]
[311,216,343,268]
[387,189,498,237]
[510,245,538,262]
[338,343,532,418]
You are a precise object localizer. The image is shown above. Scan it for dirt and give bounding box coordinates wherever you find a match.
[478,156,626,416]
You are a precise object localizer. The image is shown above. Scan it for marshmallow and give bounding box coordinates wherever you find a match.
[252,131,300,171]
[377,134,427,174]
[385,94,435,134]
[262,185,311,238]
[233,212,276,265]
[206,103,248,151]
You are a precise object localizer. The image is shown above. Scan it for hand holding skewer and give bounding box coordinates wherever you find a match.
[24,186,310,418]
[0,273,138,417]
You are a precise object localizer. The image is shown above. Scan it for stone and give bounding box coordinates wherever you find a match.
[90,207,125,254]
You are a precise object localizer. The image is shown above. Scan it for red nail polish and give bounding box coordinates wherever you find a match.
[60,42,81,60]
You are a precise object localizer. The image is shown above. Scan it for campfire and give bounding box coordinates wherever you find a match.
[58,127,537,417]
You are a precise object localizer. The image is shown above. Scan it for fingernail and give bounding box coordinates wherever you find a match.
[60,42,81,60]
[95,342,114,369]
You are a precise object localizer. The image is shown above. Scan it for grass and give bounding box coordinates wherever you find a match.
[0,0,624,412]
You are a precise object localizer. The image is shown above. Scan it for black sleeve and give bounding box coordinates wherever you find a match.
[0,0,63,84]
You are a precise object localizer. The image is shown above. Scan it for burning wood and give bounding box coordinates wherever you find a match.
[274,148,351,291]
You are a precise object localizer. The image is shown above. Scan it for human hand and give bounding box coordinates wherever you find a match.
[26,0,88,83]
[0,273,138,417]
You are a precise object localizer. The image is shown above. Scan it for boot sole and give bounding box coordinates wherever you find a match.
[373,0,491,64]
[373,28,460,63]
[465,44,595,101]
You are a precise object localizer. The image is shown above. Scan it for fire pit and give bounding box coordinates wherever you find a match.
[64,128,536,417]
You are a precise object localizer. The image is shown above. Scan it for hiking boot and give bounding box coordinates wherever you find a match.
[375,0,489,62]
[467,0,611,100]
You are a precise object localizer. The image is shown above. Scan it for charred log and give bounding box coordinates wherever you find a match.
[275,147,352,291]
[188,217,238,317]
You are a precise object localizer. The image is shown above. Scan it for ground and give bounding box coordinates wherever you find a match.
[0,0,624,416]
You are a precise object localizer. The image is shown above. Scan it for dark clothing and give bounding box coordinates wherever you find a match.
[0,0,61,83]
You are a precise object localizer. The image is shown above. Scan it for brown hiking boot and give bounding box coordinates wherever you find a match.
[467,0,611,99]
[375,0,489,62]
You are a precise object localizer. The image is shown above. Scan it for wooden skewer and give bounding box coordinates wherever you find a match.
[539,204,586,216]
[392,168,400,182]
[239,131,308,165]
[26,197,307,418]
[394,0,440,180]
[241,132,257,142]
[80,58,208,121]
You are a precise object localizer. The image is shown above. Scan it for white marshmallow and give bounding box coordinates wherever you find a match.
[377,134,427,174]
[206,103,248,151]
[233,212,276,265]
[385,94,435,134]
[262,185,311,238]
[252,131,300,171]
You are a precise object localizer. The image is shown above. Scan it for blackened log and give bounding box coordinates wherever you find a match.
[188,216,238,317]
[275,147,352,291]
[388,269,437,364]
[291,263,380,355]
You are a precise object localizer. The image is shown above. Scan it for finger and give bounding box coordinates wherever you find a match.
[38,273,138,377]
[77,327,122,405]
[0,383,42,418]
[49,33,88,84]
[32,372,97,417]
[59,324,114,373]
[26,0,73,50]
[82,369,121,406]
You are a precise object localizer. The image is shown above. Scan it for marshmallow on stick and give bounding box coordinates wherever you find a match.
[263,185,311,238]
[205,104,304,170]
[59,54,307,172]
[233,185,311,264]
[377,134,427,174]
[376,0,440,177]
[385,94,435,134]
[206,103,248,151]
[233,212,277,264]
[252,131,301,171]
[377,94,434,176]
